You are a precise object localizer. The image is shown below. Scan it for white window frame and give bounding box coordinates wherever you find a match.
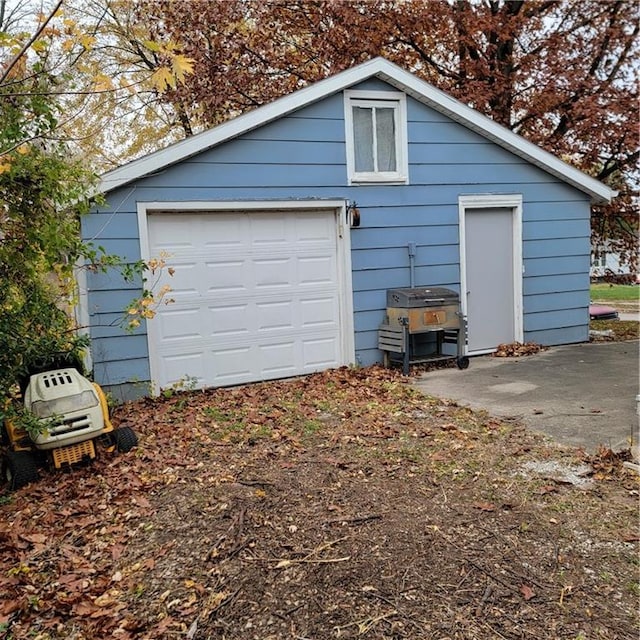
[344,90,408,185]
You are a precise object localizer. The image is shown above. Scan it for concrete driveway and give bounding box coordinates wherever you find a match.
[413,341,639,453]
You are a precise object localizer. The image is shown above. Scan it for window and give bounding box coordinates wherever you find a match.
[344,90,408,184]
[592,250,607,268]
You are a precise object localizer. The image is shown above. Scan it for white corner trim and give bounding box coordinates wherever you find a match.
[73,260,93,374]
[99,57,615,205]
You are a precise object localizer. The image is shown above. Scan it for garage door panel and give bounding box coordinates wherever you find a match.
[250,216,289,245]
[164,262,198,293]
[254,257,294,288]
[148,208,344,390]
[295,212,334,242]
[209,304,251,337]
[298,256,336,284]
[258,342,296,375]
[204,214,248,247]
[301,297,338,326]
[157,308,201,341]
[211,349,253,385]
[303,336,340,368]
[255,300,294,331]
[206,260,250,292]
[161,352,205,388]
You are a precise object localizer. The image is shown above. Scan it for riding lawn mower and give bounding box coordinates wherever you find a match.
[2,364,137,491]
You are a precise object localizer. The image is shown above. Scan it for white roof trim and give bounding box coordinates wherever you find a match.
[100,57,615,204]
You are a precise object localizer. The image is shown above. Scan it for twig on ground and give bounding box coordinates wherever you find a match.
[327,514,382,525]
[475,583,493,616]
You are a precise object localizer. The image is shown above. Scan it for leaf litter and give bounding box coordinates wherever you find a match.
[0,365,638,639]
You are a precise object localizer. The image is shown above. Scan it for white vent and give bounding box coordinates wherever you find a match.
[41,370,74,388]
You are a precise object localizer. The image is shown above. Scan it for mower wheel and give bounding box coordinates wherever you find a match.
[3,451,39,491]
[113,426,138,453]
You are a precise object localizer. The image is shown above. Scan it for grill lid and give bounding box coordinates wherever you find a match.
[387,287,459,308]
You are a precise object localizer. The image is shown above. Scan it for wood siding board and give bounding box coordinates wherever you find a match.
[410,121,490,144]
[351,245,458,270]
[524,238,588,258]
[523,273,587,296]
[92,358,151,386]
[83,238,141,262]
[354,329,381,351]
[523,219,590,240]
[138,163,349,189]
[525,255,591,277]
[351,247,409,271]
[352,265,459,292]
[414,265,460,286]
[524,200,590,221]
[352,290,387,311]
[82,212,139,239]
[90,335,149,363]
[88,313,145,339]
[184,139,346,165]
[88,289,146,315]
[87,270,142,292]
[356,348,382,367]
[356,205,458,227]
[524,325,589,346]
[525,291,589,313]
[407,99,466,123]
[240,117,345,142]
[409,142,529,165]
[410,164,564,185]
[355,309,387,333]
[285,92,344,117]
[352,267,411,292]
[351,226,459,250]
[351,77,406,94]
[524,308,588,332]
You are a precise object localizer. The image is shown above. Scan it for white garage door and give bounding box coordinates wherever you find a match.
[146,207,348,390]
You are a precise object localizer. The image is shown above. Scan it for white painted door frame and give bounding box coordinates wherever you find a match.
[458,194,523,355]
[137,200,355,393]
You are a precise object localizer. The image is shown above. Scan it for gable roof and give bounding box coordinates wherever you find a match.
[100,57,615,204]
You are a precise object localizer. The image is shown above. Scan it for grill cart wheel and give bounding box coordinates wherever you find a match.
[113,426,138,453]
[456,357,470,370]
[3,451,39,491]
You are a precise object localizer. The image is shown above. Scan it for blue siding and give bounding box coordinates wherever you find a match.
[87,79,593,389]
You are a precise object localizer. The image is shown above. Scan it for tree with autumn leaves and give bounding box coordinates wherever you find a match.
[0,0,187,404]
[136,0,638,266]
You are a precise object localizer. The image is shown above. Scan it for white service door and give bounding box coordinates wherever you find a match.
[147,209,343,389]
[464,207,516,352]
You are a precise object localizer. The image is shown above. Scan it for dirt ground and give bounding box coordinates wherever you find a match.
[1,366,638,640]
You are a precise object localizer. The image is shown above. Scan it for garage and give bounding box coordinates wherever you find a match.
[87,58,614,399]
[143,203,353,391]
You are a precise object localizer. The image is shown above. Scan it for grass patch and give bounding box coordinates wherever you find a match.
[591,283,639,301]
[590,319,639,341]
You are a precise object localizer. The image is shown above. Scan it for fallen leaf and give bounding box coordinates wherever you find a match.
[472,502,496,512]
[520,584,535,600]
[20,533,47,544]
[622,532,640,542]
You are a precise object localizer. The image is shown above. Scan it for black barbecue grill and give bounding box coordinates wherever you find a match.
[378,287,469,374]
